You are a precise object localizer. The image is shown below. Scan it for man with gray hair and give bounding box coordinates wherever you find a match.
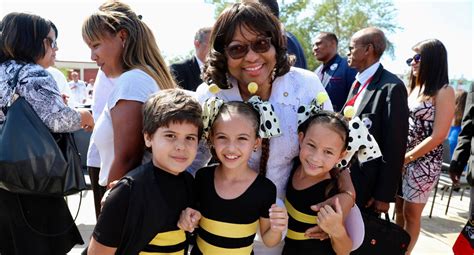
[170,27,211,91]
[344,27,409,217]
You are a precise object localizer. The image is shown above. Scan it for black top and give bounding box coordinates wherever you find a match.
[191,165,276,255]
[94,162,194,254]
[282,161,338,255]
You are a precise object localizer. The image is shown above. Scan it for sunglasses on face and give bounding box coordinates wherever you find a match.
[45,37,57,49]
[406,53,421,66]
[225,37,272,59]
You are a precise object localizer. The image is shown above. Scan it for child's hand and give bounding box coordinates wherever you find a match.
[177,207,201,232]
[316,198,347,238]
[269,204,288,233]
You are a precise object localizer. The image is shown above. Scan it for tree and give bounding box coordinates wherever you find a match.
[283,0,400,70]
[205,0,400,70]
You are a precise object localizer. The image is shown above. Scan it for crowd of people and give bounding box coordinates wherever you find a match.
[0,0,465,254]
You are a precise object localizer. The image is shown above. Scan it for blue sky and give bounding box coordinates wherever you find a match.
[1,0,472,80]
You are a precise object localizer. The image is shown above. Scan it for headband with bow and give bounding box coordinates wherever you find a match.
[201,96,224,139]
[297,92,382,168]
[201,96,282,139]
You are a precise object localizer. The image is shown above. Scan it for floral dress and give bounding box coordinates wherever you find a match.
[401,99,443,203]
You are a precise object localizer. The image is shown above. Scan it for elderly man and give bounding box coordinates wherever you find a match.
[345,27,409,215]
[68,71,87,107]
[313,32,356,112]
[170,27,211,91]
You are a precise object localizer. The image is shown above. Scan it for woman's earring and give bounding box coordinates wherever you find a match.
[253,147,258,152]
[225,73,233,89]
[270,67,276,82]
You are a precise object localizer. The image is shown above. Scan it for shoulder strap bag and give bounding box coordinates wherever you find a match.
[0,65,86,196]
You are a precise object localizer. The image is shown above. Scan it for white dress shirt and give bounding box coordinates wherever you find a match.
[354,61,380,111]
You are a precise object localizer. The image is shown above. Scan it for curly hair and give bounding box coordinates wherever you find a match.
[202,2,291,89]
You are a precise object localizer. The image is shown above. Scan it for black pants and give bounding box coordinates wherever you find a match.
[0,189,83,254]
[87,167,106,220]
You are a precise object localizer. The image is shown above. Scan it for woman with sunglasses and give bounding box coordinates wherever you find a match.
[395,39,455,254]
[0,13,94,254]
[194,2,356,254]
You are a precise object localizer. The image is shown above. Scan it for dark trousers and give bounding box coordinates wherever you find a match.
[87,167,106,220]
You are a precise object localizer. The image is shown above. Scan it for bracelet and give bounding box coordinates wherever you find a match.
[340,190,356,207]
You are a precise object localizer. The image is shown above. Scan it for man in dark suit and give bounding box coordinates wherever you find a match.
[345,27,409,215]
[449,84,474,217]
[313,32,357,112]
[170,27,211,91]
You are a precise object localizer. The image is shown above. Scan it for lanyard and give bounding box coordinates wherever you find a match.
[345,76,374,107]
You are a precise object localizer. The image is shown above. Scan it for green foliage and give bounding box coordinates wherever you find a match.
[203,0,400,71]
[283,0,400,70]
[204,0,233,16]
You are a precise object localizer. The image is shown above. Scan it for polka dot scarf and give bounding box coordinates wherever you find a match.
[201,96,282,139]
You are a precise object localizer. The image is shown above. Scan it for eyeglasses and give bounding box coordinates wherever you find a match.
[225,37,272,59]
[45,37,57,49]
[406,53,421,66]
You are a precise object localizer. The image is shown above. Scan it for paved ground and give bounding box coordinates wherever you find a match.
[67,181,470,254]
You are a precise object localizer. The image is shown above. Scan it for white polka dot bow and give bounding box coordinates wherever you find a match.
[297,98,325,126]
[336,116,382,168]
[247,96,282,139]
[296,92,381,168]
[201,96,282,139]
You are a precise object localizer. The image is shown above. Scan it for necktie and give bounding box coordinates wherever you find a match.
[352,80,361,96]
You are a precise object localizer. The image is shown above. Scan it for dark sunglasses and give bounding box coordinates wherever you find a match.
[225,37,272,59]
[406,53,421,66]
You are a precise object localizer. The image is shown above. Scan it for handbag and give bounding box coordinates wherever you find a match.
[351,212,411,255]
[0,65,86,196]
[453,218,474,255]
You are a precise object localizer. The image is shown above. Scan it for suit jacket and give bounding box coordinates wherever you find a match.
[346,65,409,208]
[169,56,202,91]
[450,85,474,186]
[315,54,357,112]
